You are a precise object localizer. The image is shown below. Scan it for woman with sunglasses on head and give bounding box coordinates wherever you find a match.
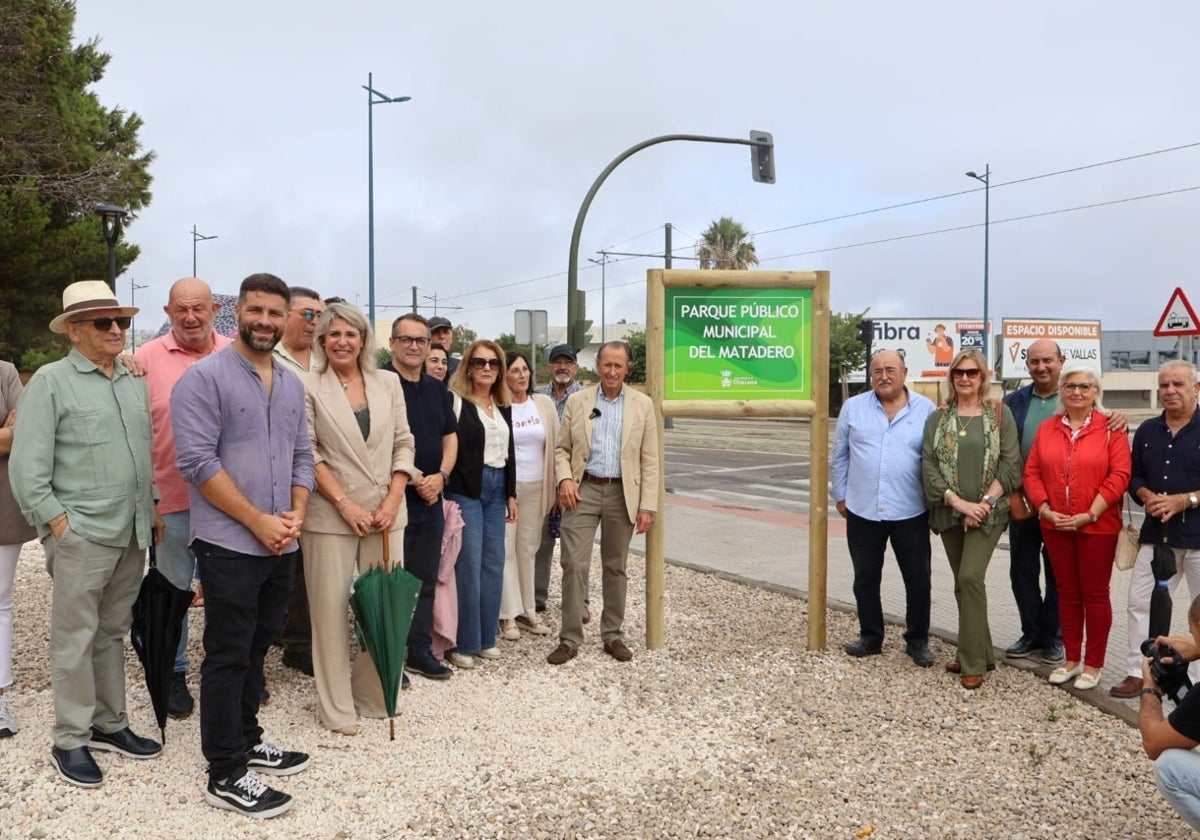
[922,349,1022,690]
[498,351,555,640]
[1021,361,1130,690]
[444,340,517,668]
[424,343,450,383]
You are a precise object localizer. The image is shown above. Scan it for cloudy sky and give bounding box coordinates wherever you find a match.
[73,1,1200,341]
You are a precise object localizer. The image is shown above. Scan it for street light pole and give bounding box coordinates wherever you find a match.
[130,277,147,351]
[566,131,775,349]
[192,224,218,276]
[364,72,411,331]
[966,164,990,362]
[587,252,609,343]
[96,204,129,292]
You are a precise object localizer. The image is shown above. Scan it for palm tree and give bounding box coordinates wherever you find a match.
[695,217,759,270]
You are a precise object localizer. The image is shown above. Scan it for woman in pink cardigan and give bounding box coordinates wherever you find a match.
[1022,361,1131,690]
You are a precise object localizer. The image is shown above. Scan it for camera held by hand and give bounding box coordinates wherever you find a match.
[1142,639,1193,703]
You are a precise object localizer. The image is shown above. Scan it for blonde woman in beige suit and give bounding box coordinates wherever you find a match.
[302,302,417,735]
[499,351,556,640]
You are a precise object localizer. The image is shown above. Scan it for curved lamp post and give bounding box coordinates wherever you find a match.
[96,204,129,292]
[965,165,990,361]
[364,72,411,329]
[566,131,774,349]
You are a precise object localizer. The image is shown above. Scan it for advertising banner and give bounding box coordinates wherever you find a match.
[1000,319,1101,373]
[663,287,812,400]
[848,318,993,383]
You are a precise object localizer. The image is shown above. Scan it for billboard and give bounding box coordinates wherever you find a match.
[848,318,992,383]
[1000,319,1101,375]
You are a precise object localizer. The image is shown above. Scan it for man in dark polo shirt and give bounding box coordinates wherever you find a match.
[381,313,457,679]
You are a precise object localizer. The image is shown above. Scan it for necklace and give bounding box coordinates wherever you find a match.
[337,373,360,391]
[956,415,977,437]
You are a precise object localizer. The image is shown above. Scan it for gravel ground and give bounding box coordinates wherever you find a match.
[0,539,1185,839]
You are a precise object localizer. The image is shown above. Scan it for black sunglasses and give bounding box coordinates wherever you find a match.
[469,357,502,370]
[72,316,132,331]
[951,368,981,379]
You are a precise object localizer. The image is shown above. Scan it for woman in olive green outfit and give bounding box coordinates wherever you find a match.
[922,349,1022,690]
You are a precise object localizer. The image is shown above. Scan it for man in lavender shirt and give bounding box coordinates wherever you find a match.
[172,273,314,820]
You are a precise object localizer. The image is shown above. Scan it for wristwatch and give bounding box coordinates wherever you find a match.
[1141,687,1164,700]
[1189,493,1198,509]
[982,494,996,506]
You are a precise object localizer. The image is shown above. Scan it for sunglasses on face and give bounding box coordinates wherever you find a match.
[469,357,501,370]
[292,308,319,322]
[392,335,430,346]
[73,316,132,331]
[951,368,981,379]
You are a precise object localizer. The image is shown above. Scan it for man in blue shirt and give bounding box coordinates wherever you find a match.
[832,350,937,667]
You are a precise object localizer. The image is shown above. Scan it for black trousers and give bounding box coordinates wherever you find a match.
[1007,516,1061,646]
[403,498,444,659]
[279,544,311,655]
[845,510,931,646]
[194,539,294,782]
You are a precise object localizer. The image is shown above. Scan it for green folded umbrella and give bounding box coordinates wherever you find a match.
[349,537,421,740]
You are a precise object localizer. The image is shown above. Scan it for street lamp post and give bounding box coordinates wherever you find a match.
[192,224,218,276]
[587,252,609,343]
[96,204,129,292]
[966,165,990,362]
[130,277,147,351]
[364,72,411,330]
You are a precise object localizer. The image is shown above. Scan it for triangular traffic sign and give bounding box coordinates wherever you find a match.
[1154,287,1200,336]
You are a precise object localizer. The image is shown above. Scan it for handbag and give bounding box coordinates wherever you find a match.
[993,402,1035,520]
[1114,497,1141,571]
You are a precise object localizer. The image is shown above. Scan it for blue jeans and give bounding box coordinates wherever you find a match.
[157,511,196,673]
[1155,748,1200,831]
[448,466,507,655]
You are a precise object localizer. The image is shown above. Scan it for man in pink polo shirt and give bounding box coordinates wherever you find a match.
[134,278,231,719]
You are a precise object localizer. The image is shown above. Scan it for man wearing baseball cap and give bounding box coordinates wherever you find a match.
[11,280,164,787]
[427,317,458,379]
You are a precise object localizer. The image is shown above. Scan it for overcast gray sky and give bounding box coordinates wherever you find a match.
[73,1,1200,341]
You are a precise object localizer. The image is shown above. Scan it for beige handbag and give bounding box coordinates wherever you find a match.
[1114,498,1141,572]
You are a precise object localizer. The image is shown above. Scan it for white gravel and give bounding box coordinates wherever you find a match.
[0,538,1186,838]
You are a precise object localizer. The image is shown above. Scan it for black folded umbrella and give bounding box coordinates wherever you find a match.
[130,544,195,742]
[1148,537,1178,640]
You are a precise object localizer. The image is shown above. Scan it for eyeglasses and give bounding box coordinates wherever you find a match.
[1062,382,1094,393]
[469,357,502,370]
[391,335,430,346]
[869,366,901,378]
[291,308,319,322]
[950,368,981,379]
[72,316,131,331]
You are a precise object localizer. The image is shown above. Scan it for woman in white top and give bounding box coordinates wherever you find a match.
[499,351,556,639]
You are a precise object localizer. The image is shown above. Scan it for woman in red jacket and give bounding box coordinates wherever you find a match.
[1023,361,1131,690]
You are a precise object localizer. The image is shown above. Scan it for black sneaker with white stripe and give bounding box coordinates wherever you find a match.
[205,770,293,819]
[246,741,310,776]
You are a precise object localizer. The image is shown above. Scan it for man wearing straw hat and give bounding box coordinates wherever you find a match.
[11,280,163,788]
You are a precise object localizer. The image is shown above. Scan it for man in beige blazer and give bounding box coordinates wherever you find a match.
[547,341,659,665]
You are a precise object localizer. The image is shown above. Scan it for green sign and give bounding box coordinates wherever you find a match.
[664,287,812,400]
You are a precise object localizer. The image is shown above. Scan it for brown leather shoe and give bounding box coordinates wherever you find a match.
[944,661,962,674]
[1109,675,1143,699]
[961,674,983,690]
[603,639,633,662]
[546,643,577,666]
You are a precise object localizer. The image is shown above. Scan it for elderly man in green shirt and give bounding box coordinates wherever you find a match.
[11,281,163,789]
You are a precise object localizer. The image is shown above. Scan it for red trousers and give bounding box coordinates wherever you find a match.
[1041,529,1119,668]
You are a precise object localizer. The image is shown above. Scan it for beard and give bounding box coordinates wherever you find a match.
[239,319,282,352]
[553,371,574,385]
